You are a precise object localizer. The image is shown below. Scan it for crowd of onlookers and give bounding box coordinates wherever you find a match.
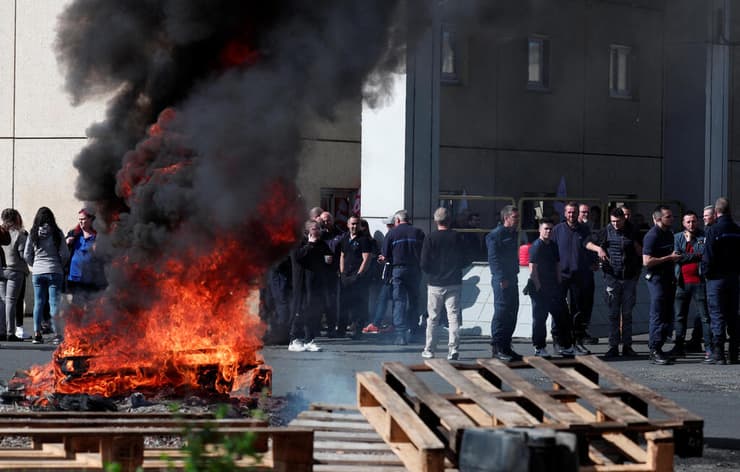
[262,196,740,366]
[0,207,105,345]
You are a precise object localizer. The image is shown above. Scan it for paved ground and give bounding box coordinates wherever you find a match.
[2,320,740,470]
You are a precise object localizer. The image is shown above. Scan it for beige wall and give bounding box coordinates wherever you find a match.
[1,0,108,228]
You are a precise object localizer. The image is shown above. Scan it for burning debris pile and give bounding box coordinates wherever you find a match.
[13,0,411,405]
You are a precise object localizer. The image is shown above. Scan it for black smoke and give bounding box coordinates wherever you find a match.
[54,1,414,319]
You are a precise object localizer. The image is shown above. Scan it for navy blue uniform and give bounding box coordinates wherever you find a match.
[551,222,595,341]
[702,214,740,356]
[486,224,519,349]
[382,223,425,337]
[643,225,676,351]
[528,239,571,349]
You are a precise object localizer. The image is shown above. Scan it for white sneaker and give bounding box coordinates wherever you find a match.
[303,340,322,352]
[534,347,552,358]
[447,351,459,361]
[288,339,306,352]
[421,350,434,359]
[15,326,24,339]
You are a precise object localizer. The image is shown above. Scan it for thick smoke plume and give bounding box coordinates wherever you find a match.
[55,1,410,324]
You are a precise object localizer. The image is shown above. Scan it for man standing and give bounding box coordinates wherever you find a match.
[420,208,469,361]
[642,205,681,365]
[486,205,522,361]
[703,197,740,364]
[319,211,344,336]
[551,202,596,353]
[339,216,372,339]
[590,208,642,358]
[528,219,580,357]
[672,211,710,358]
[381,210,425,345]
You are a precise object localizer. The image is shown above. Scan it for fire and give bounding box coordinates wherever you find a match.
[20,179,301,400]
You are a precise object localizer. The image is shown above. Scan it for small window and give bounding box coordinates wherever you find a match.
[610,45,632,98]
[441,25,459,84]
[527,36,550,90]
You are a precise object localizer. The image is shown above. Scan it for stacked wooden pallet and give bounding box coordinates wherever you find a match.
[0,411,312,471]
[357,355,703,472]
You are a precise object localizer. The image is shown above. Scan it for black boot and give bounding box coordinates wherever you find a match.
[706,340,727,365]
[650,349,673,365]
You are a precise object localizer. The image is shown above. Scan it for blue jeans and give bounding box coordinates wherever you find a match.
[490,279,519,348]
[32,273,64,335]
[674,282,711,347]
[371,283,392,326]
[706,276,740,343]
[646,274,675,351]
[0,270,25,335]
[391,266,420,332]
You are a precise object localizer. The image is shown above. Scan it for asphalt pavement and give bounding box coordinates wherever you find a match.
[2,321,740,470]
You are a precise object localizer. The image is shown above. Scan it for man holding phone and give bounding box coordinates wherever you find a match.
[642,205,682,365]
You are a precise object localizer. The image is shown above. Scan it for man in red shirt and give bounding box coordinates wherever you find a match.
[671,211,710,358]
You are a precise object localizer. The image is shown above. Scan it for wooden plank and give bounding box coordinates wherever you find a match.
[314,451,403,465]
[357,372,444,451]
[477,359,586,427]
[357,371,445,472]
[0,418,267,429]
[313,430,385,443]
[289,419,375,432]
[576,356,703,422]
[459,370,501,393]
[314,440,392,452]
[382,361,476,449]
[314,465,406,472]
[645,430,674,472]
[525,357,648,426]
[297,410,367,423]
[425,359,538,428]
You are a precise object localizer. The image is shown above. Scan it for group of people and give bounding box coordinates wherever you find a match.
[0,206,105,345]
[263,207,469,361]
[490,197,740,366]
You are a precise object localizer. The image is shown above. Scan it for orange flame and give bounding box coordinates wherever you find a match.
[21,179,300,400]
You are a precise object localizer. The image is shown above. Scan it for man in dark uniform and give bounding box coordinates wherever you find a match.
[339,216,372,339]
[486,205,522,361]
[590,207,642,358]
[551,202,595,354]
[381,209,425,345]
[702,197,740,364]
[528,219,580,357]
[642,205,681,365]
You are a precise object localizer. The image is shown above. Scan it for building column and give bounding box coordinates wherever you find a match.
[704,0,731,203]
[361,6,440,235]
[663,0,730,212]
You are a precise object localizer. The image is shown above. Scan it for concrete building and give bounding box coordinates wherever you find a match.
[1,1,736,336]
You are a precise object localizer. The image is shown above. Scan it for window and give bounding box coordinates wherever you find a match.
[609,45,632,98]
[441,24,459,84]
[527,36,550,90]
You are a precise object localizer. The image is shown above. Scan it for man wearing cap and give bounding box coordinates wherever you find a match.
[363,215,396,334]
[65,208,106,300]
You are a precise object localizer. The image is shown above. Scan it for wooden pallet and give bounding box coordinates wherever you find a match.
[289,403,458,472]
[0,417,312,471]
[357,355,704,472]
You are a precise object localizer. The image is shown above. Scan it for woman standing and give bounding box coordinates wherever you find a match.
[23,207,69,344]
[0,209,28,341]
